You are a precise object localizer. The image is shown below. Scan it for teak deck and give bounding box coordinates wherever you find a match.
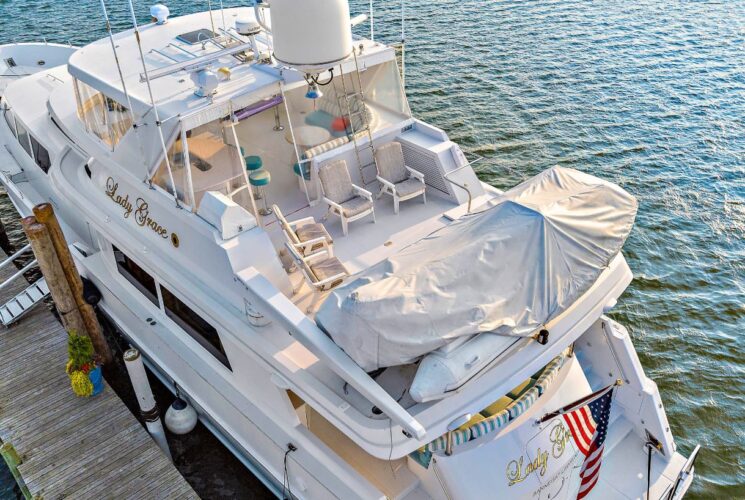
[0,254,198,499]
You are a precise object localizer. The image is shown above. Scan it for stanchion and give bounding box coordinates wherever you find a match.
[123,348,172,461]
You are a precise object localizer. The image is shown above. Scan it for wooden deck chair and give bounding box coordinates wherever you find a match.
[285,242,348,313]
[375,142,426,214]
[318,159,375,236]
[273,204,334,258]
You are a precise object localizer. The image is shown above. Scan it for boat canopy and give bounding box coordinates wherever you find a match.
[316,166,638,371]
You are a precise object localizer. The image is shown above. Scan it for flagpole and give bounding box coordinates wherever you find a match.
[537,380,622,424]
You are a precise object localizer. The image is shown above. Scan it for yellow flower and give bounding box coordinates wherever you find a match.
[70,370,93,397]
[66,359,74,375]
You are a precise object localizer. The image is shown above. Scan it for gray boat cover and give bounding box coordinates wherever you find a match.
[316,166,637,371]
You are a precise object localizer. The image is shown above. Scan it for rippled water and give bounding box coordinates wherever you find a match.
[1,0,743,498]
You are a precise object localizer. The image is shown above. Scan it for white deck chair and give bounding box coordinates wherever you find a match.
[375,142,426,214]
[285,242,348,313]
[318,159,375,236]
[273,204,334,258]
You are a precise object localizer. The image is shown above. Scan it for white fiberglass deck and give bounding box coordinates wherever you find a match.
[265,188,461,275]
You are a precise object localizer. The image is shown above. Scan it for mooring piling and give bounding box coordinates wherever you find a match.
[123,347,173,461]
[20,217,86,335]
[0,441,31,500]
[33,203,112,363]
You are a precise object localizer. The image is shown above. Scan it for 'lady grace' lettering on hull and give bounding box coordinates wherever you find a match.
[106,177,170,239]
[506,422,573,487]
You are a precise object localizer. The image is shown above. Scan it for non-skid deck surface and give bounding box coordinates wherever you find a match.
[0,257,198,499]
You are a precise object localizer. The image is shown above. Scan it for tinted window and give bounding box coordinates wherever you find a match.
[113,245,158,305]
[3,109,16,138]
[30,136,51,173]
[14,118,32,157]
[160,285,231,370]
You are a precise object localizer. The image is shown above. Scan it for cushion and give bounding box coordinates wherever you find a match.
[339,197,373,217]
[480,396,514,417]
[395,178,426,197]
[507,379,536,400]
[295,223,331,244]
[375,142,408,184]
[305,110,334,130]
[458,413,485,432]
[319,160,355,203]
[310,257,347,287]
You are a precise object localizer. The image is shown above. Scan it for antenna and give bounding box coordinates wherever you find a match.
[218,0,227,32]
[401,0,406,89]
[126,0,180,207]
[98,0,146,164]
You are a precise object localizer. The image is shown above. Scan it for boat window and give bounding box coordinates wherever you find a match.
[112,245,158,306]
[3,108,16,138]
[283,60,411,154]
[152,132,191,206]
[159,285,231,370]
[13,118,33,158]
[153,118,247,211]
[107,97,134,147]
[73,79,133,149]
[30,136,51,173]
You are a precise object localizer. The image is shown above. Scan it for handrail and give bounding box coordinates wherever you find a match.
[0,243,31,273]
[443,152,484,214]
[0,259,37,293]
[236,268,427,440]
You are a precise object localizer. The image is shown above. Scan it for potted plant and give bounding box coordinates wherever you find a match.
[66,331,103,397]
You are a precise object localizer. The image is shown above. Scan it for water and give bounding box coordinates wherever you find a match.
[1,0,743,497]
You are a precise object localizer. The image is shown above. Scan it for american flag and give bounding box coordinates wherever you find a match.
[562,388,614,499]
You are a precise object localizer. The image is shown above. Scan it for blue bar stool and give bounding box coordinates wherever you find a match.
[245,155,263,172]
[249,169,272,215]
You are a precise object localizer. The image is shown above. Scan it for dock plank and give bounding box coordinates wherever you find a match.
[0,250,198,499]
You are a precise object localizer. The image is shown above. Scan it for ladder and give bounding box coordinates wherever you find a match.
[335,50,378,186]
[0,243,49,326]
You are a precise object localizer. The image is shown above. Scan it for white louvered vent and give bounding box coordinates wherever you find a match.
[398,139,452,197]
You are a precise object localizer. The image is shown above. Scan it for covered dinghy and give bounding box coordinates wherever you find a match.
[316,166,637,371]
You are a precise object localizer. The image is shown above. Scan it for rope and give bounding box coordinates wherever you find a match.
[646,441,653,499]
[282,443,296,499]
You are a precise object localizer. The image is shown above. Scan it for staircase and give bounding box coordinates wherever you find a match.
[0,244,49,326]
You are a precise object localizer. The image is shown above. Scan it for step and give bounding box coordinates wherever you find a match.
[0,278,49,326]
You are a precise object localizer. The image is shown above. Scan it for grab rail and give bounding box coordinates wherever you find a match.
[0,243,31,273]
[443,153,483,213]
[0,259,37,294]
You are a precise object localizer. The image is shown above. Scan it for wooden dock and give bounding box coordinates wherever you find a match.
[0,255,198,498]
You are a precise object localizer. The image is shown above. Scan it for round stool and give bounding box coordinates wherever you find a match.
[245,155,263,172]
[249,169,272,215]
[293,162,311,181]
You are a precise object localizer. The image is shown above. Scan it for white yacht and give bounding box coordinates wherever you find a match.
[0,2,699,498]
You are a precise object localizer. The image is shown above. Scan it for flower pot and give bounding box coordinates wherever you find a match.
[89,366,104,396]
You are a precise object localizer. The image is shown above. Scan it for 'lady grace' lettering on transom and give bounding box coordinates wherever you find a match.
[105,177,171,240]
[505,421,574,487]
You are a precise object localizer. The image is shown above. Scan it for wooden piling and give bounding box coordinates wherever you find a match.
[0,217,16,257]
[20,217,86,336]
[0,441,32,500]
[33,203,112,364]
